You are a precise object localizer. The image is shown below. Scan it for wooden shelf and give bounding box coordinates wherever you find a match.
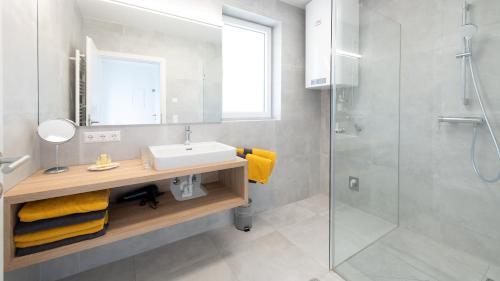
[4,158,248,271]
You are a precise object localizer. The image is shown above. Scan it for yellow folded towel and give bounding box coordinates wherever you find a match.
[237,148,276,170]
[251,148,276,173]
[18,190,110,222]
[15,214,108,248]
[16,225,104,248]
[237,148,277,184]
[240,153,273,184]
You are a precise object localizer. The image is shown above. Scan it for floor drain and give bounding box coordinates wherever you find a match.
[309,279,320,281]
[486,279,495,281]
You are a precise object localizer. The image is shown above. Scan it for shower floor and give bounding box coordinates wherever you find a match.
[256,194,396,268]
[336,227,500,281]
[333,201,397,265]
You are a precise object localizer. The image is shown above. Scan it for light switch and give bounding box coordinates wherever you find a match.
[84,131,121,143]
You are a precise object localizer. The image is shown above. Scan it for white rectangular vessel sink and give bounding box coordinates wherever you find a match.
[149,142,237,170]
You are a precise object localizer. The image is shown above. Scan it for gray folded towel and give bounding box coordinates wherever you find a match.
[15,225,108,256]
[14,209,107,235]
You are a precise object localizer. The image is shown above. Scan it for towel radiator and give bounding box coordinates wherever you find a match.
[70,49,86,126]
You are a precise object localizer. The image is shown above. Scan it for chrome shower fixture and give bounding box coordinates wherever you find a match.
[460,0,473,105]
[452,0,500,183]
[459,23,478,41]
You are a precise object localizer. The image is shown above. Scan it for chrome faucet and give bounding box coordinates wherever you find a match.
[184,125,192,145]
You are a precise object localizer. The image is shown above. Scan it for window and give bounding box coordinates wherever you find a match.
[222,16,272,119]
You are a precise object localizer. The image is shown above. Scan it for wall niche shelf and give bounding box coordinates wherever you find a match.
[3,158,248,271]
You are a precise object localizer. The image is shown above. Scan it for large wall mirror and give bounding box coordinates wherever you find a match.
[38,0,222,126]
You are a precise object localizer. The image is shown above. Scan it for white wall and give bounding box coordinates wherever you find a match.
[2,0,40,191]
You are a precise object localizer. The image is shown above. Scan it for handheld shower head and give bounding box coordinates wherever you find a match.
[460,24,478,41]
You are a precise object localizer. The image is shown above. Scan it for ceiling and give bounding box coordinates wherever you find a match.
[279,0,311,9]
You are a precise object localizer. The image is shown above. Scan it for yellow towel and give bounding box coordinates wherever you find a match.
[18,190,110,222]
[244,154,273,184]
[237,148,276,170]
[15,214,108,248]
[237,148,277,184]
[251,148,276,173]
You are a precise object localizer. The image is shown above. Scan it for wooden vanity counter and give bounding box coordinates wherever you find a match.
[4,158,248,271]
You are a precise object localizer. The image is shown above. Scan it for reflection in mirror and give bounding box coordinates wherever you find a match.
[38,0,222,126]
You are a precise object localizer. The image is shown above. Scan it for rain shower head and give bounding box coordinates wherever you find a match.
[460,24,478,40]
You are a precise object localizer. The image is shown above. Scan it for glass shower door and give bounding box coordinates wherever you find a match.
[329,1,401,270]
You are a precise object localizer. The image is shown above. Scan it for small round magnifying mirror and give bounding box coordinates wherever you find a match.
[38,119,76,174]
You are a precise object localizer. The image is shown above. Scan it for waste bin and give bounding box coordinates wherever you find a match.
[234,198,252,232]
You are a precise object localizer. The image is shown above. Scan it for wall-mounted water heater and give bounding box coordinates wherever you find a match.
[306,0,360,89]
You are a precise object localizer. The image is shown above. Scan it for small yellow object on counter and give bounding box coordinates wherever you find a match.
[96,153,112,167]
[88,153,120,171]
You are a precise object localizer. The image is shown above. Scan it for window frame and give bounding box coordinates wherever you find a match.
[222,15,273,120]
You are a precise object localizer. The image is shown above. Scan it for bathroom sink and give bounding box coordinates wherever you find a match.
[148,142,237,170]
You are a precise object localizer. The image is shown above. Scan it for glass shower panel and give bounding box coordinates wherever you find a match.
[330,3,401,268]
[331,0,500,281]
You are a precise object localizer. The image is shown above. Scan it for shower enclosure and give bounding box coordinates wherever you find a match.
[329,0,500,280]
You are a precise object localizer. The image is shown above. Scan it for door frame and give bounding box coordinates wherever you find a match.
[97,50,167,124]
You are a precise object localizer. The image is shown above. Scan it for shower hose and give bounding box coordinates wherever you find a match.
[468,58,500,183]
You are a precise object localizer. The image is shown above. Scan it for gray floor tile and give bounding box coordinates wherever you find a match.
[296,193,330,216]
[134,234,218,281]
[60,258,135,281]
[141,257,235,281]
[207,216,275,250]
[278,214,330,268]
[339,243,438,281]
[219,231,330,281]
[333,203,396,265]
[379,228,488,281]
[257,202,317,228]
[338,227,497,281]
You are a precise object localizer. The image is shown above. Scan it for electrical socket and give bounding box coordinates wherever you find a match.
[108,131,121,142]
[84,131,121,143]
